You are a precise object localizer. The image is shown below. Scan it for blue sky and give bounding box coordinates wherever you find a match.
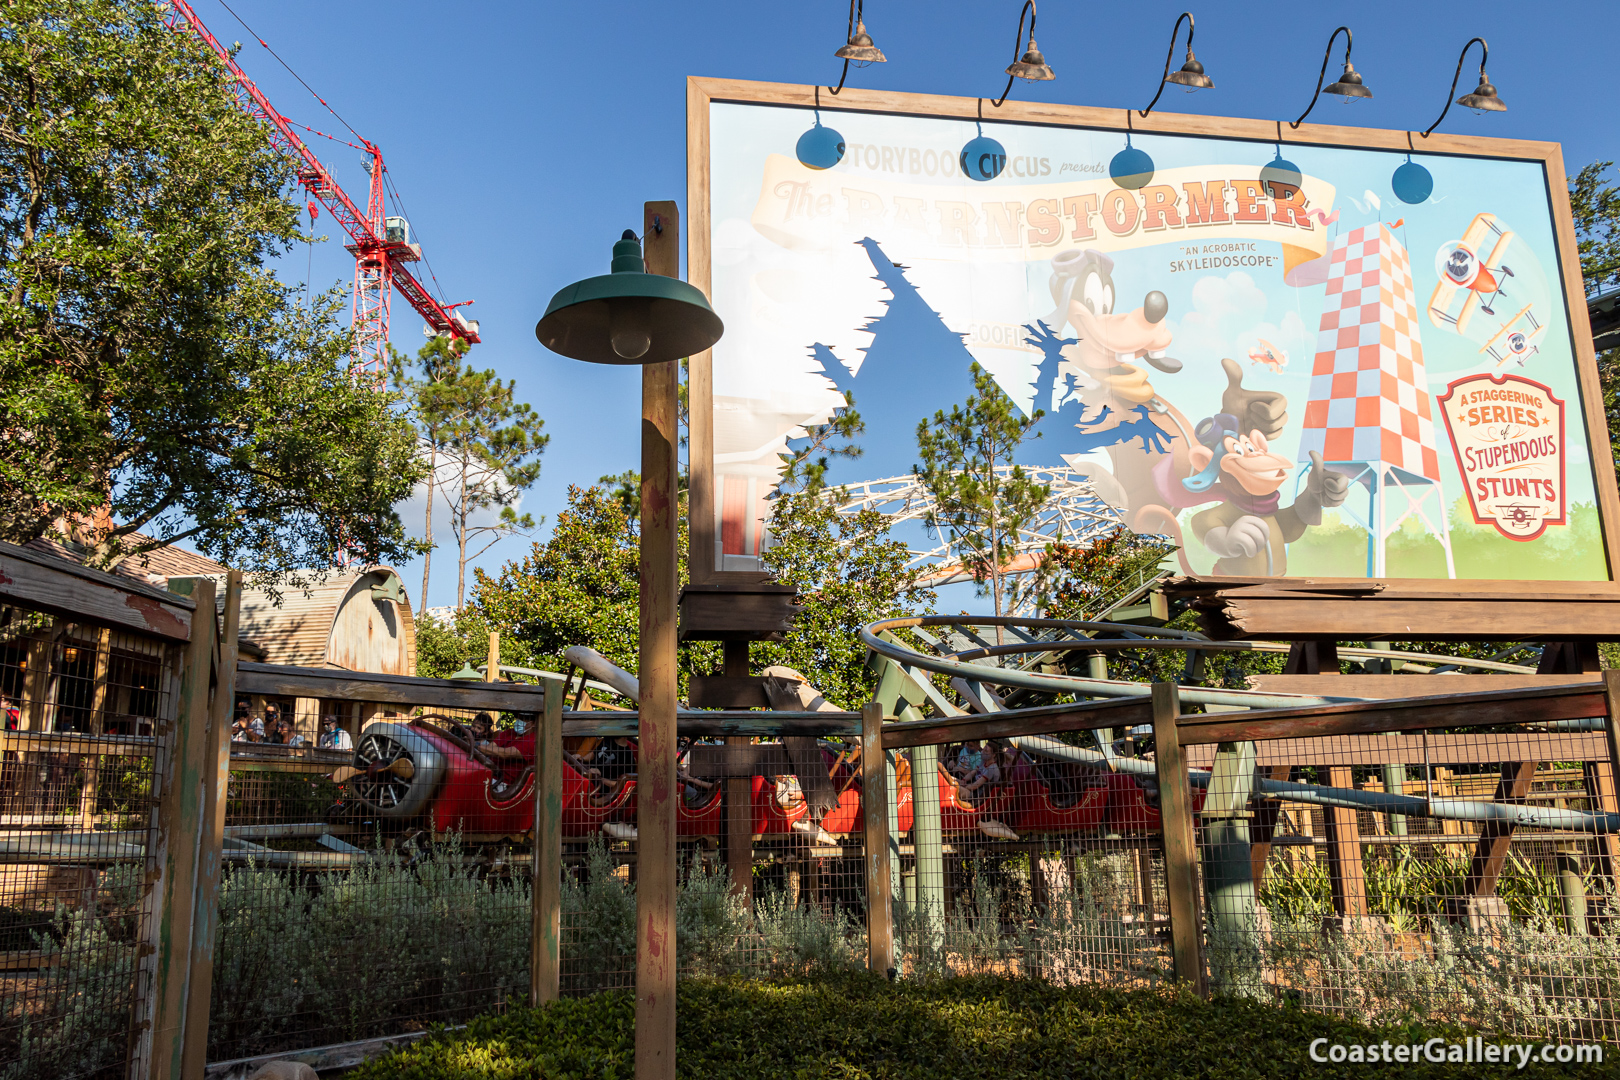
[193,0,1618,610]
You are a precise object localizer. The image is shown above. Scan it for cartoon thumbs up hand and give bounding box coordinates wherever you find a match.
[1294,450,1350,526]
[1220,357,1288,442]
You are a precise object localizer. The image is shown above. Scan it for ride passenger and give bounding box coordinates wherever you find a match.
[958,747,1002,799]
[318,714,353,751]
[471,712,536,790]
[952,740,984,780]
[587,737,636,805]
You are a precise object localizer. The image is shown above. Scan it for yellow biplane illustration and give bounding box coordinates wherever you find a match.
[1427,212,1554,369]
[1428,213,1516,334]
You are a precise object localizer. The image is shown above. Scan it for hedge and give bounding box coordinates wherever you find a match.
[344,973,1599,1079]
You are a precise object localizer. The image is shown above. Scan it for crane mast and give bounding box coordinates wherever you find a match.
[164,0,479,384]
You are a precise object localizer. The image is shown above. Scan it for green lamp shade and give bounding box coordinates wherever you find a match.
[536,233,724,366]
[448,662,483,681]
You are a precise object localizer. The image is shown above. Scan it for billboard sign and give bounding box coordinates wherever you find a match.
[687,80,1616,591]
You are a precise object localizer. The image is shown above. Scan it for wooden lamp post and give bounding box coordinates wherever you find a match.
[536,203,722,1080]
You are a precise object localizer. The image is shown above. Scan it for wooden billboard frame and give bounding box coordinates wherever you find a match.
[684,76,1620,637]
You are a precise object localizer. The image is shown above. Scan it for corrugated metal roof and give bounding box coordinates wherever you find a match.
[233,566,415,675]
[24,533,228,582]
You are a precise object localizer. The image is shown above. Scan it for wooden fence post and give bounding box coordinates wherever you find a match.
[1152,682,1206,997]
[1322,765,1369,924]
[723,641,754,909]
[129,577,217,1080]
[532,676,564,1006]
[181,571,240,1078]
[860,701,894,976]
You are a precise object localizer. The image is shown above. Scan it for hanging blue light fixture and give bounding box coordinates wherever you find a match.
[1110,135,1154,191]
[1391,158,1434,205]
[795,114,846,170]
[961,127,1008,182]
[1391,38,1506,205]
[1260,147,1302,199]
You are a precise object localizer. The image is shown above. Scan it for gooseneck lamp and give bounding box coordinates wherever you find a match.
[1291,26,1371,129]
[991,0,1054,108]
[962,1,1052,183]
[829,0,886,95]
[1422,37,1505,137]
[534,231,723,365]
[1139,12,1213,118]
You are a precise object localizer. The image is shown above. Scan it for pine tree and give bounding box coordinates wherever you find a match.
[914,362,1049,621]
[393,336,469,614]
[396,348,547,610]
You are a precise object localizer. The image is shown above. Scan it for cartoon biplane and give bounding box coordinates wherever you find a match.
[1428,213,1517,333]
[1478,304,1546,366]
[1246,338,1287,373]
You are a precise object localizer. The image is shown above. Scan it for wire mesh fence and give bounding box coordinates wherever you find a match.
[1194,722,1620,1044]
[205,705,538,1064]
[0,617,173,1080]
[892,733,1173,986]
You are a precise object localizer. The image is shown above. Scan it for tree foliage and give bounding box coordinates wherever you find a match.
[427,485,716,694]
[1571,161,1620,297]
[1043,530,1175,623]
[776,392,864,497]
[915,362,1049,617]
[395,341,546,609]
[425,484,932,707]
[0,0,422,571]
[754,491,934,708]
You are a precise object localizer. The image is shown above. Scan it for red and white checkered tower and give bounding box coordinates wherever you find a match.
[1298,223,1456,578]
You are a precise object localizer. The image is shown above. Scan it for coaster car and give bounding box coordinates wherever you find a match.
[337,719,1197,842]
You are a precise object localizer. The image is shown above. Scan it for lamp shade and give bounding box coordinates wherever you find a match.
[536,232,724,365]
[1006,42,1054,82]
[1323,63,1372,99]
[1165,55,1212,90]
[1457,75,1505,112]
[448,662,483,681]
[835,21,885,64]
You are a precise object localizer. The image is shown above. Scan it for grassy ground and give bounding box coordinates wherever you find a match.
[342,974,1599,1078]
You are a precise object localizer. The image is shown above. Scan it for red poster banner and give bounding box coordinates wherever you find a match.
[1437,373,1566,541]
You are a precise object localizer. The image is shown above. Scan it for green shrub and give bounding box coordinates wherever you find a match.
[1,907,135,1080]
[343,973,1600,1080]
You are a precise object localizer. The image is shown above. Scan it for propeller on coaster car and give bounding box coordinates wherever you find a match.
[339,722,448,817]
[330,758,415,785]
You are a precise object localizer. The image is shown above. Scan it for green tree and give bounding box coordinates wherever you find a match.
[1572,161,1620,297]
[1043,529,1176,623]
[0,0,423,572]
[448,484,717,693]
[754,491,933,708]
[1572,162,1620,495]
[393,335,470,614]
[776,392,864,497]
[914,362,1049,620]
[433,366,548,610]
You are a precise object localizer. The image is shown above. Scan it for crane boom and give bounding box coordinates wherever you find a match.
[164,0,479,383]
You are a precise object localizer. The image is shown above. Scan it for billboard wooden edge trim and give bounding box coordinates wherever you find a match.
[684,76,1620,608]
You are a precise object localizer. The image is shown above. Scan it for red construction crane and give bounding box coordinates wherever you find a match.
[165,0,480,385]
